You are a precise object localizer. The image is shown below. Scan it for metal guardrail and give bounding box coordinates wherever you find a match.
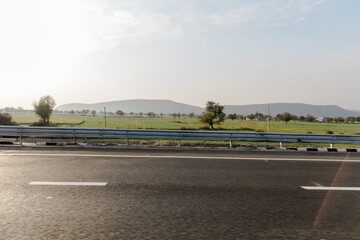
[1,126,360,146]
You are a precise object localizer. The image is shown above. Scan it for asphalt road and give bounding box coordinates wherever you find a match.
[1,146,360,239]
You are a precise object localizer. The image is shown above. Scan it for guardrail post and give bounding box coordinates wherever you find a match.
[229,141,232,148]
[19,127,23,146]
[330,143,334,149]
[280,142,283,148]
[127,138,129,145]
[178,140,181,147]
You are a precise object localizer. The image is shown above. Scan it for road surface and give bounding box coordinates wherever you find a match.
[1,146,360,239]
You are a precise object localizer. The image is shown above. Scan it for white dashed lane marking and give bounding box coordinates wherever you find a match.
[301,186,360,191]
[29,182,107,186]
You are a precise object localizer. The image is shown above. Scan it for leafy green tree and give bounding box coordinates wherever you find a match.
[254,112,265,121]
[81,109,90,116]
[116,110,125,116]
[33,95,56,126]
[305,114,315,122]
[346,116,356,123]
[69,110,75,115]
[188,112,195,118]
[279,112,292,124]
[0,113,17,125]
[357,116,360,123]
[298,116,305,121]
[247,114,255,120]
[91,110,96,117]
[199,101,225,130]
[147,112,156,118]
[334,117,345,123]
[325,117,333,123]
[227,113,237,121]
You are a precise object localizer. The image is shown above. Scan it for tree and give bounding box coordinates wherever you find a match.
[346,116,356,123]
[334,117,344,123]
[33,95,56,126]
[325,117,333,123]
[0,113,17,125]
[254,112,265,121]
[298,116,305,121]
[227,113,237,121]
[91,110,96,117]
[199,101,225,130]
[188,112,195,118]
[279,112,292,124]
[147,112,156,118]
[305,114,315,122]
[247,114,256,120]
[116,110,125,116]
[81,109,90,116]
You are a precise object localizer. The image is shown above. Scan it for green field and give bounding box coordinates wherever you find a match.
[11,113,360,135]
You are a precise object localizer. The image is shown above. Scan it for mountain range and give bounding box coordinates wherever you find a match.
[56,99,360,117]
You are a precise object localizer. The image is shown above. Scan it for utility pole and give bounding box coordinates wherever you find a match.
[104,107,107,128]
[267,105,270,132]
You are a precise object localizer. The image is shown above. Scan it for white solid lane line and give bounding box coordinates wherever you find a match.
[2,152,360,163]
[29,182,107,186]
[301,186,360,191]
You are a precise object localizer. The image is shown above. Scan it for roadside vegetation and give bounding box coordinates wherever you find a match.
[0,113,17,126]
[1,98,360,135]
[4,113,360,135]
[31,95,56,126]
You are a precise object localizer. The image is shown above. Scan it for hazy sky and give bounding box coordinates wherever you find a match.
[1,0,360,110]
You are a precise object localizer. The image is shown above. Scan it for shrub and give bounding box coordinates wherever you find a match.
[0,113,17,125]
[30,120,57,127]
[180,127,196,130]
[238,127,255,131]
[325,130,334,134]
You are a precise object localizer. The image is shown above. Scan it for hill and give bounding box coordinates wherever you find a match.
[56,99,204,115]
[56,100,360,117]
[224,103,360,117]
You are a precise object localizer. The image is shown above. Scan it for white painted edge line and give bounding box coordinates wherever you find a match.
[29,181,107,186]
[301,186,360,191]
[2,153,360,163]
